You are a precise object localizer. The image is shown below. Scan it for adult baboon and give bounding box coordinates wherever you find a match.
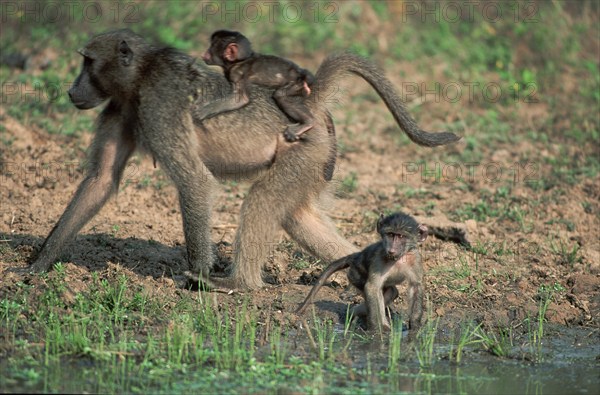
[31,29,459,289]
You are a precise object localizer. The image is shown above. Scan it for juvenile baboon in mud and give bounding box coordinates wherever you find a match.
[31,29,459,290]
[201,30,315,142]
[297,212,428,332]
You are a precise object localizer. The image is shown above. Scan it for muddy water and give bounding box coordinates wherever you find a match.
[3,326,598,394]
[341,324,600,394]
[379,361,599,394]
[4,357,597,394]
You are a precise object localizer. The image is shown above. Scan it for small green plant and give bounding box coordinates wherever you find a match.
[269,322,288,367]
[111,224,120,237]
[492,240,514,257]
[0,299,23,342]
[99,275,129,326]
[471,241,490,255]
[414,317,438,368]
[339,172,359,195]
[453,201,500,222]
[504,205,532,232]
[137,175,153,189]
[164,313,203,366]
[539,282,566,294]
[525,283,562,362]
[343,304,355,337]
[401,187,435,199]
[473,325,512,358]
[545,218,576,232]
[387,323,403,371]
[420,201,436,215]
[550,240,582,267]
[314,318,337,364]
[453,255,472,279]
[289,257,311,270]
[207,300,257,371]
[453,322,483,363]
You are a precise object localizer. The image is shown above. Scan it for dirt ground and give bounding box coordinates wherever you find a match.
[1,70,598,336]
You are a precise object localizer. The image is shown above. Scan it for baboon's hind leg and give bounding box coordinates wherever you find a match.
[231,147,325,289]
[231,179,285,289]
[231,121,346,289]
[283,203,357,262]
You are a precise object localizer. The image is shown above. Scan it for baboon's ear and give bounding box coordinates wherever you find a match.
[223,43,239,62]
[119,40,133,67]
[376,212,385,232]
[417,224,429,242]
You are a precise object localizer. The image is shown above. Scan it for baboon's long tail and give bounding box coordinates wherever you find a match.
[313,52,461,147]
[296,256,352,315]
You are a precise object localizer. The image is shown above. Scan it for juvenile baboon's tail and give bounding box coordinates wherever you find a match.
[296,255,352,315]
[312,52,461,147]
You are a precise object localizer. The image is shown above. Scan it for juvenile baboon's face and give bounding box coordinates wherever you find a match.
[201,40,223,66]
[377,213,428,259]
[201,30,252,66]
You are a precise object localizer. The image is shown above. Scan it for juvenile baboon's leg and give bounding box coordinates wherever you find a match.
[383,286,399,306]
[31,111,135,272]
[352,287,397,317]
[365,280,389,331]
[283,203,357,262]
[364,286,401,330]
[355,286,399,330]
[274,84,315,141]
[352,302,367,318]
[407,283,424,329]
